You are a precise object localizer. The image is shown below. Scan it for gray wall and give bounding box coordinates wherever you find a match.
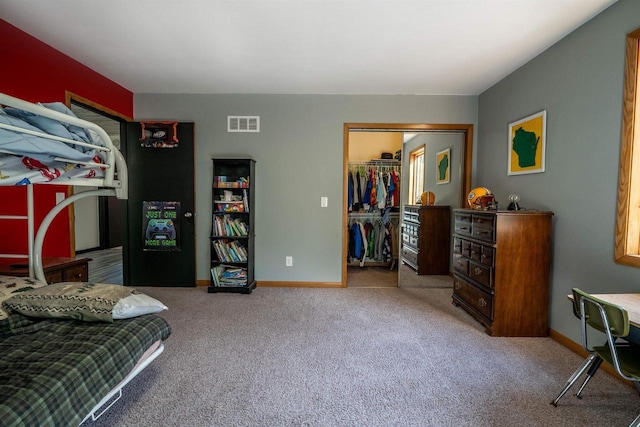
[477,0,640,342]
[134,95,477,283]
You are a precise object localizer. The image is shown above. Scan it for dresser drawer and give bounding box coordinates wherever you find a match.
[471,214,495,243]
[403,224,417,237]
[454,223,472,236]
[402,231,418,249]
[402,232,410,244]
[453,237,462,254]
[402,245,419,266]
[454,212,472,236]
[454,238,473,259]
[403,208,419,223]
[453,275,493,320]
[468,260,493,288]
[453,254,468,275]
[454,212,472,225]
[470,242,482,262]
[453,237,469,255]
[45,270,63,284]
[470,243,494,267]
[472,213,495,228]
[480,246,494,266]
[62,264,89,282]
[462,239,471,257]
[0,258,90,284]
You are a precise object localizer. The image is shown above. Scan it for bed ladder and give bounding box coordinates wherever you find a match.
[0,184,35,277]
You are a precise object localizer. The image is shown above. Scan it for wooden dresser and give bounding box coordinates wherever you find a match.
[0,257,91,284]
[401,205,450,275]
[451,209,553,337]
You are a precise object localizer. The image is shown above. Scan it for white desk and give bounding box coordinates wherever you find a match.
[569,293,640,328]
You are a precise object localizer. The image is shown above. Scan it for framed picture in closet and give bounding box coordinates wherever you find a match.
[436,148,450,185]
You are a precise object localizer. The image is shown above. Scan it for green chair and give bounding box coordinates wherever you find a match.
[551,288,640,426]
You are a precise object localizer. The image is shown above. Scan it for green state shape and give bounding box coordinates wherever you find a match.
[512,127,539,168]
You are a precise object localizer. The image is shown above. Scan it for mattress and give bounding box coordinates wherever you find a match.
[0,311,171,426]
[0,102,108,185]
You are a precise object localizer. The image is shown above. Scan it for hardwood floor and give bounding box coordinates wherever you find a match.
[347,263,453,288]
[80,247,450,288]
[347,265,398,288]
[77,246,123,285]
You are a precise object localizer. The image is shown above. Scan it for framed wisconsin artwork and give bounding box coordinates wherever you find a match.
[436,148,450,184]
[508,110,546,175]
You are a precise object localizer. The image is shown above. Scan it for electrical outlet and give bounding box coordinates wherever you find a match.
[285,256,293,267]
[321,197,328,207]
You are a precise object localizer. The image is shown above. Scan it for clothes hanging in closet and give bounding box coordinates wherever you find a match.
[348,164,400,213]
[347,210,399,267]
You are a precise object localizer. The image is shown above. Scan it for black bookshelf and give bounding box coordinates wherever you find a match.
[208,158,256,294]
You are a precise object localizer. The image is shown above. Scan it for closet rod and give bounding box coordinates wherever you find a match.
[348,212,399,218]
[349,160,400,165]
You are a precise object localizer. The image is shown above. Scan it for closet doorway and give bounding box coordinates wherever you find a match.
[346,131,402,287]
[343,123,473,288]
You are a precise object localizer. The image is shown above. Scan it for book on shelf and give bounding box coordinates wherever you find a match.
[213,240,228,262]
[211,264,247,287]
[210,266,221,286]
[221,241,233,262]
[212,239,248,263]
[229,241,247,261]
[213,215,248,237]
[234,218,248,235]
[228,218,242,236]
[212,240,224,261]
[227,245,240,262]
[243,189,249,213]
[214,176,250,188]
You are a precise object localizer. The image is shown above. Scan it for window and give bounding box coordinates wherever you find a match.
[615,28,640,267]
[408,146,425,205]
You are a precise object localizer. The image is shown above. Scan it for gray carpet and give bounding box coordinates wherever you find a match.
[84,286,640,427]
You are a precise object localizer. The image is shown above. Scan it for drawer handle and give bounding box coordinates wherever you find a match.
[457,260,463,266]
[454,282,462,290]
[474,267,483,276]
[478,298,487,307]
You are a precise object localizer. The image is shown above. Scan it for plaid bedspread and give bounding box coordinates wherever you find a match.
[0,312,171,427]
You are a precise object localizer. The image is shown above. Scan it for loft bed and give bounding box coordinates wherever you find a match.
[0,92,128,279]
[0,93,171,426]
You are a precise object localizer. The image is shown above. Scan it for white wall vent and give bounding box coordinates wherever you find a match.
[227,116,260,132]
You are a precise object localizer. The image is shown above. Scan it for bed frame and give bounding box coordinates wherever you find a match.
[0,92,128,282]
[80,340,165,424]
[0,93,162,425]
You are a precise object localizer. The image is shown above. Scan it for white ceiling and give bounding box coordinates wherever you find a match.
[2,0,617,95]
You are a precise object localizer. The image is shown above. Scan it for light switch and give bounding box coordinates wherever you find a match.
[321,197,328,207]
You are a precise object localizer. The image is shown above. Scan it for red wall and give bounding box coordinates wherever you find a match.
[0,19,133,261]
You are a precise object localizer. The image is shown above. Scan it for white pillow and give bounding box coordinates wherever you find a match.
[112,293,168,319]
